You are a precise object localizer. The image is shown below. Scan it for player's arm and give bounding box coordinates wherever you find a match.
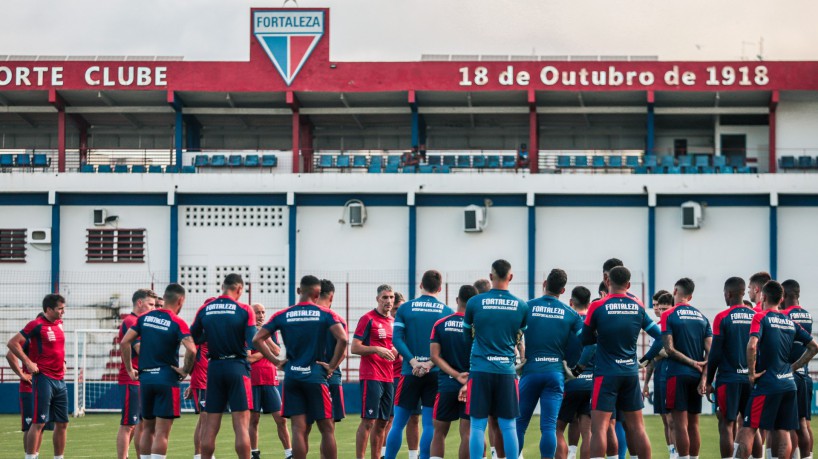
[5,349,31,383]
[392,313,418,368]
[190,310,204,344]
[697,336,712,395]
[252,326,278,363]
[642,360,655,397]
[7,332,37,374]
[746,336,763,383]
[662,334,703,371]
[791,326,818,372]
[176,336,196,378]
[351,338,395,360]
[120,328,140,380]
[706,334,724,387]
[319,323,348,374]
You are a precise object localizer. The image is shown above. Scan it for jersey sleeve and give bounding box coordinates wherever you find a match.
[430,321,441,343]
[242,305,255,351]
[20,320,38,339]
[795,322,813,345]
[570,310,583,335]
[712,311,725,336]
[463,299,475,330]
[353,316,371,342]
[175,316,191,342]
[131,316,143,336]
[519,301,529,331]
[705,318,713,338]
[261,313,279,336]
[749,312,763,337]
[660,308,672,334]
[642,308,661,338]
[190,309,204,342]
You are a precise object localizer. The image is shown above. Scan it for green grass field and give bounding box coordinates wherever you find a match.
[0,413,751,458]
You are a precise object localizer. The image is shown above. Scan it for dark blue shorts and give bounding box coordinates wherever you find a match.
[252,385,282,414]
[32,374,69,424]
[744,390,798,430]
[433,390,467,422]
[205,360,253,413]
[591,374,643,413]
[666,374,702,414]
[794,372,813,421]
[282,378,333,420]
[652,377,667,414]
[394,377,421,415]
[558,390,592,423]
[361,379,393,420]
[119,384,141,425]
[140,383,181,419]
[19,392,55,432]
[466,371,519,419]
[330,383,346,421]
[191,388,207,414]
[715,381,751,421]
[394,374,438,410]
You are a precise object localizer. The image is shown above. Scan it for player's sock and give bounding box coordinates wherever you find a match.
[385,406,411,459]
[140,456,152,459]
[470,417,488,459]
[150,455,166,459]
[381,446,386,458]
[250,449,260,459]
[283,448,292,458]
[430,457,443,459]
[567,445,577,459]
[25,455,37,459]
[497,417,519,459]
[491,447,498,459]
[766,448,773,459]
[419,405,434,459]
[53,456,64,459]
[408,451,419,459]
[606,456,618,459]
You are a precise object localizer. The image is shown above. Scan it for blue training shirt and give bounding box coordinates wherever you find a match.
[190,295,256,359]
[709,304,755,384]
[263,302,342,383]
[661,303,712,378]
[582,294,661,376]
[393,294,453,375]
[784,305,814,376]
[564,312,594,392]
[464,288,528,375]
[750,308,813,394]
[131,308,190,385]
[430,312,471,392]
[522,295,583,375]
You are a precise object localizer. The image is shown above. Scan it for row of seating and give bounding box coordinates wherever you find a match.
[779,156,818,170]
[0,153,50,169]
[633,165,756,174]
[557,154,742,169]
[80,164,195,173]
[193,154,278,168]
[319,154,522,170]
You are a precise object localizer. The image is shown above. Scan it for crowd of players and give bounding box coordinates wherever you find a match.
[4,258,817,459]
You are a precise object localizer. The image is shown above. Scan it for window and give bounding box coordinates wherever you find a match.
[0,229,26,262]
[86,228,145,263]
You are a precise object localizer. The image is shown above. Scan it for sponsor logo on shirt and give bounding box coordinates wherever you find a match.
[482,298,520,311]
[775,372,794,380]
[376,323,387,339]
[144,315,171,331]
[412,301,446,312]
[615,358,634,365]
[46,327,57,342]
[677,309,705,320]
[205,303,238,315]
[605,303,639,314]
[534,356,559,363]
[766,316,795,330]
[290,365,311,372]
[486,355,511,362]
[532,305,566,319]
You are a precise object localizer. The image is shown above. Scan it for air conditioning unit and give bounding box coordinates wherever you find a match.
[28,228,52,244]
[464,205,484,232]
[681,201,703,229]
[93,208,107,226]
[348,202,365,227]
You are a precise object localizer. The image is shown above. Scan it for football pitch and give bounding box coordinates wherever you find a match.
[0,413,759,458]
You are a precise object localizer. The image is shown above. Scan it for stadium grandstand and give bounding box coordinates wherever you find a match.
[2,7,818,421]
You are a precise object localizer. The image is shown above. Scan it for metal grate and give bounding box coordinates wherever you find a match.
[0,229,26,262]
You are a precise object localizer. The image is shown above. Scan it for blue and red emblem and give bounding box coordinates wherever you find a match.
[253,10,325,86]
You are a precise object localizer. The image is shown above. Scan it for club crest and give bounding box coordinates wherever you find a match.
[253,10,324,86]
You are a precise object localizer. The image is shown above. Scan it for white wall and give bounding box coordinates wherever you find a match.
[777,92,818,157]
[655,206,769,320]
[0,205,52,306]
[715,123,769,170]
[777,207,818,309]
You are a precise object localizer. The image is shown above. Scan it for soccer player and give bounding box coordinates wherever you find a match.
[190,274,258,459]
[577,266,661,459]
[117,288,158,459]
[782,279,814,459]
[557,286,594,459]
[463,259,528,459]
[661,278,712,459]
[474,278,506,459]
[517,268,583,459]
[705,277,758,459]
[121,283,196,459]
[254,275,347,459]
[734,281,818,459]
[248,303,291,459]
[429,284,479,459]
[748,272,772,312]
[386,270,454,459]
[352,285,396,459]
[7,294,69,459]
[642,291,677,459]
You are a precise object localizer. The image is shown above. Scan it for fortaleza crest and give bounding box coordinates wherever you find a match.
[253,10,325,86]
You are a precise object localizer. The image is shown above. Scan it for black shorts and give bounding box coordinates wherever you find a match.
[466,371,519,419]
[795,372,813,421]
[19,391,55,432]
[744,390,798,431]
[32,374,69,424]
[361,379,394,420]
[715,381,751,421]
[394,376,421,415]
[282,379,333,420]
[666,375,703,414]
[330,384,346,421]
[434,391,468,422]
[119,384,141,425]
[652,377,668,415]
[558,390,591,423]
[205,360,253,413]
[252,385,282,414]
[140,383,181,420]
[191,388,206,414]
[394,374,438,410]
[591,375,643,413]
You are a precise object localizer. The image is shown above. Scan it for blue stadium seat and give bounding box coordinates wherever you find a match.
[114,164,129,173]
[486,155,500,168]
[625,156,640,168]
[402,165,416,173]
[728,156,746,167]
[352,155,368,168]
[32,154,49,168]
[798,156,813,169]
[261,155,277,167]
[148,165,163,173]
[193,155,209,167]
[244,155,260,167]
[574,156,588,167]
[319,155,334,168]
[779,156,796,169]
[181,165,196,173]
[660,156,675,168]
[80,164,96,173]
[131,165,146,173]
[369,156,383,170]
[228,155,242,167]
[737,166,753,174]
[643,155,657,169]
[713,156,727,168]
[667,166,682,174]
[694,156,709,168]
[634,166,648,174]
[701,166,716,174]
[719,166,734,174]
[384,163,399,173]
[0,154,13,167]
[418,165,434,173]
[368,163,381,173]
[446,155,460,167]
[97,165,113,173]
[438,165,451,173]
[471,155,486,168]
[682,166,697,174]
[387,156,401,168]
[427,155,441,166]
[336,155,351,168]
[501,155,516,168]
[678,155,692,168]
[15,154,31,167]
[557,156,571,168]
[210,155,226,167]
[592,156,606,168]
[608,156,623,168]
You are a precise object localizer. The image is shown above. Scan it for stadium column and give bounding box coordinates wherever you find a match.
[169,192,178,283]
[409,90,419,147]
[527,193,536,299]
[288,192,297,306]
[528,89,539,173]
[768,90,779,173]
[288,91,303,173]
[50,191,60,293]
[646,90,655,156]
[184,115,202,152]
[408,192,417,299]
[769,192,778,279]
[168,91,184,170]
[647,191,657,300]
[48,89,67,173]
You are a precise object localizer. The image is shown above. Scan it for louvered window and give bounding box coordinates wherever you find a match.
[0,229,26,262]
[86,229,145,263]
